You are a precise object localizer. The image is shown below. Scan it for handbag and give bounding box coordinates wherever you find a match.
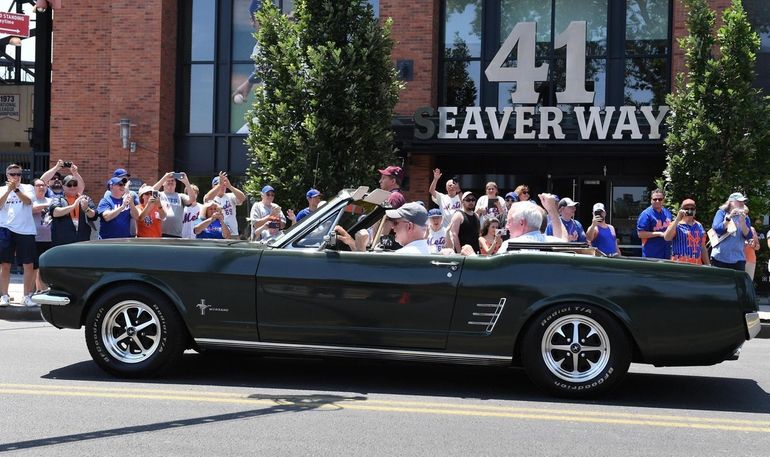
[707,220,736,247]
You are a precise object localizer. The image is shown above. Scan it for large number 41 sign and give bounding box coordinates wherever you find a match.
[486,21,594,104]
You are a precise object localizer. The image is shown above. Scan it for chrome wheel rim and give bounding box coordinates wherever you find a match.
[541,314,610,383]
[101,300,161,364]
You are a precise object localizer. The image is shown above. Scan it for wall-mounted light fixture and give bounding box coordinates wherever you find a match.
[117,118,136,150]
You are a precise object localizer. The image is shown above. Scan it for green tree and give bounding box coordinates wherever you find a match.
[662,0,770,221]
[245,0,403,210]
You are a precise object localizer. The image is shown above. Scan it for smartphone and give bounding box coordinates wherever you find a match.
[172,172,184,180]
[151,190,159,199]
[495,228,506,236]
[488,198,497,209]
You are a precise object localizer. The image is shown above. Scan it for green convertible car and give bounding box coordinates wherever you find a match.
[33,187,761,397]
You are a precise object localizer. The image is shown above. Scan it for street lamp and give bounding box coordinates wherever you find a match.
[116,118,135,149]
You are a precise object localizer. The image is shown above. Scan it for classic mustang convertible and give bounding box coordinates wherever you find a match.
[33,188,761,397]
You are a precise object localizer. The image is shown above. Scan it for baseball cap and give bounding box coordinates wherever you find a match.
[504,192,518,201]
[559,197,579,208]
[262,185,275,194]
[51,172,63,181]
[681,198,696,209]
[138,185,154,196]
[592,202,605,212]
[385,202,428,226]
[427,208,443,218]
[112,168,130,178]
[461,191,475,201]
[63,175,77,185]
[108,176,128,186]
[727,192,747,202]
[212,176,220,186]
[306,188,320,198]
[378,165,404,183]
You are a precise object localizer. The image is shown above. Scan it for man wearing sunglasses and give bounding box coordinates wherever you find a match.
[449,191,481,254]
[636,189,673,259]
[50,175,97,246]
[0,164,37,307]
[96,177,139,239]
[385,202,430,254]
[39,159,85,198]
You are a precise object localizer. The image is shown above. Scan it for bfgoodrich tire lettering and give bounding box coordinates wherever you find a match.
[521,304,630,397]
[85,285,186,377]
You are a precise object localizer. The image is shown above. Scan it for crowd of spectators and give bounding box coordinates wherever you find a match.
[0,160,764,306]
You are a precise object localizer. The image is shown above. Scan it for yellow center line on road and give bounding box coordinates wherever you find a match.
[1,383,769,433]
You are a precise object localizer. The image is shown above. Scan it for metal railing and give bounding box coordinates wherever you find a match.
[0,151,50,181]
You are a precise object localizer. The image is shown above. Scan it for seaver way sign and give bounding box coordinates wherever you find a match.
[414,21,670,142]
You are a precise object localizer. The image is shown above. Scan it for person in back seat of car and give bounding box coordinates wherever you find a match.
[498,195,566,252]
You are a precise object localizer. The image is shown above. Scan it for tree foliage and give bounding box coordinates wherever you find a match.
[662,0,770,220]
[245,0,403,209]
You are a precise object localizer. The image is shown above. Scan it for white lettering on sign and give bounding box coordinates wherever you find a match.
[486,21,594,104]
[0,94,20,121]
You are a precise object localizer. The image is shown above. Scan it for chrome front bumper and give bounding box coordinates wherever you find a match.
[745,312,760,340]
[30,292,70,306]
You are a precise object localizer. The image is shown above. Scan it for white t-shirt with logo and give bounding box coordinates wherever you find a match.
[427,227,448,253]
[431,191,461,228]
[213,193,239,237]
[0,184,36,235]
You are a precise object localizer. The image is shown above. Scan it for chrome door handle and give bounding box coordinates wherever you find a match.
[430,260,460,270]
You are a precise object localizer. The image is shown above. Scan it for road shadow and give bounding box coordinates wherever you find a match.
[0,392,362,453]
[41,352,770,415]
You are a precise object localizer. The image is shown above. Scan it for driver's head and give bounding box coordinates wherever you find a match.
[386,202,428,247]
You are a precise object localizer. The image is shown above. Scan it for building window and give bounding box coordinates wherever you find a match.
[439,0,671,110]
[744,0,770,92]
[185,0,216,134]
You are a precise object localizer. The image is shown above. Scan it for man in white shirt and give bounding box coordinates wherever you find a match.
[0,164,37,306]
[202,172,247,238]
[249,185,288,240]
[428,168,461,228]
[385,202,430,254]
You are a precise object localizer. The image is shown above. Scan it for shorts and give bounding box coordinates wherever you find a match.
[33,241,52,269]
[0,231,36,265]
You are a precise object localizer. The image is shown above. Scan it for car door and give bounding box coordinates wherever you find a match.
[256,249,464,350]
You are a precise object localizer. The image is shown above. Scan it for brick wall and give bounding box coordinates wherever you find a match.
[50,0,177,194]
[671,0,734,85]
[382,0,438,116]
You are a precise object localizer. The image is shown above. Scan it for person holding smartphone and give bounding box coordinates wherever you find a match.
[135,185,166,238]
[151,171,195,238]
[710,192,753,271]
[475,181,506,225]
[663,198,709,265]
[586,203,619,257]
[478,218,503,256]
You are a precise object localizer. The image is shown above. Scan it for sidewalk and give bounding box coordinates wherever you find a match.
[0,274,43,322]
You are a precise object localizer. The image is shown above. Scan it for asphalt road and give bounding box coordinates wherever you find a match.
[1,320,770,456]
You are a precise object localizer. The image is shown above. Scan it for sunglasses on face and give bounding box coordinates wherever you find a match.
[520,191,529,195]
[65,182,78,187]
[7,173,21,177]
[652,198,663,202]
[34,184,46,187]
[505,198,514,202]
[265,192,275,197]
[464,198,476,202]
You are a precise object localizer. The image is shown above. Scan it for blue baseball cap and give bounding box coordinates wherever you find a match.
[427,208,443,218]
[112,168,130,178]
[108,177,127,186]
[306,188,320,198]
[505,192,518,201]
[212,176,220,186]
[262,185,275,194]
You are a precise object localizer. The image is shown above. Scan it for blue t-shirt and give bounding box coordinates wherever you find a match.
[195,218,225,239]
[711,209,753,264]
[636,206,672,258]
[97,195,133,239]
[546,218,586,242]
[295,207,313,223]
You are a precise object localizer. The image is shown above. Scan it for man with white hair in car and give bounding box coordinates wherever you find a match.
[385,202,430,254]
[498,195,566,252]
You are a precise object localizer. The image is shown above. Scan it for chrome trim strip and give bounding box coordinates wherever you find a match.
[468,298,506,335]
[194,339,511,365]
[30,293,70,306]
[745,312,760,340]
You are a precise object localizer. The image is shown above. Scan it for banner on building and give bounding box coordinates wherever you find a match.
[0,94,21,121]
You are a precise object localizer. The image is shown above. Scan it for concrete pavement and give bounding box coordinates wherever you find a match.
[0,273,43,321]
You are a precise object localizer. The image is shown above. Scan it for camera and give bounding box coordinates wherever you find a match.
[151,190,159,199]
[62,161,72,168]
[495,228,507,236]
[683,209,695,216]
[172,172,184,180]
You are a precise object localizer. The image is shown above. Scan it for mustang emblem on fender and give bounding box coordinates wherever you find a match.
[196,299,229,317]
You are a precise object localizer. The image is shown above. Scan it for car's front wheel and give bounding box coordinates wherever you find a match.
[521,303,630,397]
[85,285,186,377]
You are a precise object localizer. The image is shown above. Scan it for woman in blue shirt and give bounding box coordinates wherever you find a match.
[194,202,231,240]
[710,192,754,271]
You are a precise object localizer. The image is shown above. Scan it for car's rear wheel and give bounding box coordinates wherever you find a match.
[85,285,186,377]
[521,303,630,397]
